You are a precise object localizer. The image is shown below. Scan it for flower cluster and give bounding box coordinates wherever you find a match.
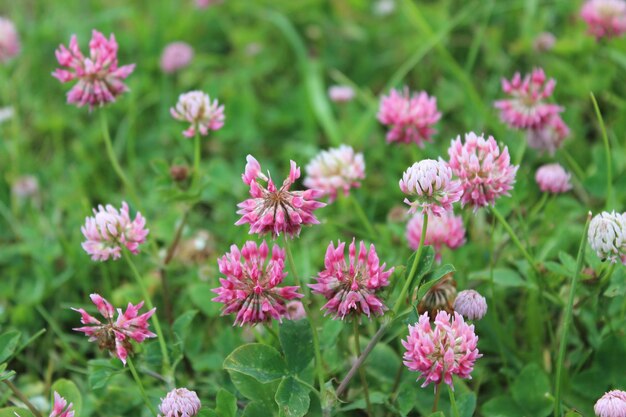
[402,311,481,388]
[454,290,488,320]
[399,159,462,217]
[328,85,355,103]
[309,239,393,320]
[406,213,465,261]
[52,30,135,109]
[525,114,570,155]
[50,392,75,417]
[170,91,225,137]
[160,42,194,74]
[535,163,572,194]
[304,145,365,202]
[594,390,626,417]
[81,201,149,261]
[236,155,326,238]
[588,211,626,264]
[0,17,20,63]
[212,241,303,326]
[158,388,202,417]
[72,293,156,364]
[447,132,518,210]
[581,0,626,40]
[378,88,441,146]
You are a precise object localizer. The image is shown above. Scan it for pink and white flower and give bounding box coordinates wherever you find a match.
[588,211,626,264]
[160,42,194,74]
[52,30,135,109]
[49,392,74,417]
[453,289,488,320]
[399,159,462,217]
[158,388,201,417]
[407,212,466,261]
[581,0,626,40]
[212,241,303,326]
[526,114,570,155]
[309,239,393,320]
[236,155,326,238]
[378,88,441,146]
[447,132,518,210]
[402,311,481,388]
[304,145,365,202]
[0,17,20,63]
[170,91,225,137]
[594,390,626,417]
[81,201,149,261]
[72,293,156,365]
[328,85,355,103]
[535,163,572,194]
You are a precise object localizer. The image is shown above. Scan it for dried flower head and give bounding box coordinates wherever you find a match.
[407,213,466,261]
[52,30,135,109]
[526,114,569,155]
[328,85,355,103]
[399,159,462,217]
[309,239,394,320]
[494,68,562,130]
[81,201,149,261]
[304,145,365,202]
[588,211,626,264]
[535,163,572,194]
[454,289,488,320]
[581,0,626,40]
[378,88,441,146]
[50,392,74,417]
[417,273,457,318]
[594,390,626,417]
[72,293,156,364]
[158,388,201,417]
[212,241,303,326]
[236,155,326,238]
[0,17,20,63]
[402,311,481,388]
[160,42,194,74]
[170,91,225,138]
[447,132,518,210]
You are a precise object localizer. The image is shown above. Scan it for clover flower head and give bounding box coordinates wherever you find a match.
[535,163,572,194]
[0,17,20,63]
[170,90,225,137]
[160,42,194,74]
[453,289,488,320]
[526,114,569,155]
[49,392,74,417]
[407,212,466,261]
[594,390,626,417]
[588,211,626,264]
[304,145,365,202]
[581,0,626,40]
[158,388,201,417]
[328,85,355,103]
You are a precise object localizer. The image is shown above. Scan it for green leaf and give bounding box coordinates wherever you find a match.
[0,407,35,417]
[224,343,287,383]
[427,413,445,417]
[242,402,276,417]
[511,363,553,417]
[197,409,219,417]
[0,330,21,363]
[457,392,477,417]
[216,389,237,417]
[51,379,82,417]
[413,245,435,285]
[88,359,124,390]
[189,283,221,317]
[417,263,455,300]
[279,320,313,375]
[470,268,527,288]
[275,377,311,417]
[597,334,626,383]
[173,310,198,341]
[481,395,525,417]
[228,369,280,412]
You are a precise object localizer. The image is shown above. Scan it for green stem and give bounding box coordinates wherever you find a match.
[491,206,540,275]
[529,193,549,220]
[554,212,591,417]
[353,320,372,416]
[123,252,173,386]
[99,111,137,202]
[432,382,442,412]
[448,385,460,417]
[193,131,201,186]
[350,194,376,240]
[282,237,326,400]
[127,356,157,415]
[392,213,429,315]
[3,380,43,417]
[590,93,613,209]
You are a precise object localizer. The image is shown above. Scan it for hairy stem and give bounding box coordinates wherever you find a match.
[3,380,43,417]
[448,385,460,417]
[100,111,138,202]
[432,383,442,412]
[353,320,373,416]
[127,356,157,415]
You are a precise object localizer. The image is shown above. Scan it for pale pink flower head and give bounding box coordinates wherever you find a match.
[11,175,39,199]
[285,301,306,320]
[494,68,562,130]
[160,42,194,74]
[52,30,135,110]
[454,289,487,320]
[170,91,225,137]
[50,392,74,417]
[236,155,326,238]
[212,241,303,326]
[447,132,519,210]
[407,212,466,261]
[402,311,481,388]
[328,85,355,103]
[535,163,572,194]
[399,159,462,217]
[304,145,365,202]
[588,211,626,264]
[526,114,570,155]
[72,293,156,365]
[533,32,557,52]
[158,388,201,417]
[309,238,394,320]
[377,88,441,146]
[81,201,149,261]
[581,0,626,40]
[594,390,626,417]
[0,17,20,63]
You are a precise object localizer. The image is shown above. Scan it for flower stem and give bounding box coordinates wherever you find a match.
[350,194,376,240]
[448,385,460,417]
[353,320,373,416]
[432,382,442,412]
[282,237,326,402]
[99,111,137,202]
[123,251,173,387]
[127,356,157,415]
[3,379,43,417]
[554,212,591,417]
[491,206,540,274]
[193,131,201,187]
[590,93,613,209]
